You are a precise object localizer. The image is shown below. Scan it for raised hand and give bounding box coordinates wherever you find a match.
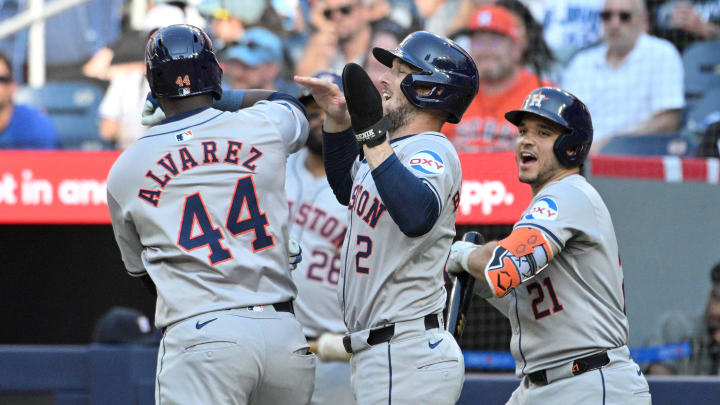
[294,75,351,131]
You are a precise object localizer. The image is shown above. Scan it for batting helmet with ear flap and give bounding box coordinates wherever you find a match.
[145,24,223,100]
[372,31,479,124]
[505,87,593,167]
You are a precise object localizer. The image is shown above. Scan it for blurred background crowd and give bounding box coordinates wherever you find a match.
[0,0,718,156]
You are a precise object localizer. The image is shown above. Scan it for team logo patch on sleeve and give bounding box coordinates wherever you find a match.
[524,197,558,220]
[409,150,445,175]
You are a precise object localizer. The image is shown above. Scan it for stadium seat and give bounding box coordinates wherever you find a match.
[684,88,720,135]
[682,41,720,109]
[14,81,109,150]
[599,133,698,157]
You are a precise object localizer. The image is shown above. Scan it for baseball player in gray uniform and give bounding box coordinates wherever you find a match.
[287,72,354,404]
[447,87,651,404]
[107,25,315,405]
[296,31,479,404]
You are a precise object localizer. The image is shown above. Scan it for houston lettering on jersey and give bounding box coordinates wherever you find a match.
[137,140,264,207]
[288,200,347,248]
[347,184,387,229]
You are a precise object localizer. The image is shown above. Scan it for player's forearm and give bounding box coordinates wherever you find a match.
[371,154,439,237]
[211,90,285,111]
[322,114,352,133]
[363,142,394,169]
[323,128,359,205]
[467,241,499,280]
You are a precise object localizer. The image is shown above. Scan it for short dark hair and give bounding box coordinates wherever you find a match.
[0,52,12,78]
[711,262,720,283]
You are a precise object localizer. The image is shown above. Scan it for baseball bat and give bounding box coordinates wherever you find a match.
[445,231,485,342]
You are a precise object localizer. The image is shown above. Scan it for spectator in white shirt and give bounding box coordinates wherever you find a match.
[540,0,605,64]
[562,0,684,154]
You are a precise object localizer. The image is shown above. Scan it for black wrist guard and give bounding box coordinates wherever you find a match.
[354,115,389,147]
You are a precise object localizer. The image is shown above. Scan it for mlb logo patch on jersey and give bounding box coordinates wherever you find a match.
[176,130,193,142]
[409,150,445,175]
[524,197,558,220]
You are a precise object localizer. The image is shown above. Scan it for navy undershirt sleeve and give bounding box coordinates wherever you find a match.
[323,127,359,206]
[210,91,308,119]
[211,89,246,111]
[372,154,439,237]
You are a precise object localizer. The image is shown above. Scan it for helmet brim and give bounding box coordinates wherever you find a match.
[372,47,423,71]
[505,109,570,131]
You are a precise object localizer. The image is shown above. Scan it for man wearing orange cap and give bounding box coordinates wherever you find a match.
[444,5,553,153]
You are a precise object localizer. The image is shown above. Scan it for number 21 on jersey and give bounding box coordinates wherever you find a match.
[177,176,274,264]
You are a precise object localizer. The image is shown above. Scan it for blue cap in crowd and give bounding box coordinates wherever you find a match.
[226,27,283,67]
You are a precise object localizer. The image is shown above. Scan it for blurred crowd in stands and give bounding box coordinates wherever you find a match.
[0,0,718,155]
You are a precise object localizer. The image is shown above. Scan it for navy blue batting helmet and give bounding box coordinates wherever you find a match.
[372,31,479,124]
[145,24,223,100]
[505,87,593,167]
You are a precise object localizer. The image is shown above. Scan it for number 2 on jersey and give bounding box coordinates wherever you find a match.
[177,176,274,264]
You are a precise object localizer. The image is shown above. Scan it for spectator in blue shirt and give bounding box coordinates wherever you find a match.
[0,52,58,150]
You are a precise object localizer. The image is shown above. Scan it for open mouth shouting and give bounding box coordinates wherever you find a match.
[518,150,538,169]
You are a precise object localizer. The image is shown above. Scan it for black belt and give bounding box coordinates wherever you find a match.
[272,301,294,314]
[343,314,440,354]
[528,352,610,385]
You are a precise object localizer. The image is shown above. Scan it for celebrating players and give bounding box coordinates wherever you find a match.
[295,31,478,404]
[107,25,316,405]
[446,87,651,404]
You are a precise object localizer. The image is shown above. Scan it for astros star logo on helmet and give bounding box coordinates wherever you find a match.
[528,91,548,108]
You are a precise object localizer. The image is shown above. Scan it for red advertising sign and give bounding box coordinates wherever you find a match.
[0,151,120,224]
[0,151,530,225]
[456,152,532,225]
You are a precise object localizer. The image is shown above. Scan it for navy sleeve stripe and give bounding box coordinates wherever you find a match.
[514,222,564,249]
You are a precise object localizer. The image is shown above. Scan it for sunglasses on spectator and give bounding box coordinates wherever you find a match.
[600,10,632,23]
[323,5,353,19]
[471,37,509,51]
[0,76,11,83]
[241,40,262,50]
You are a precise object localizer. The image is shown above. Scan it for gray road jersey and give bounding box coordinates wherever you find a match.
[339,132,462,332]
[286,149,348,337]
[504,174,629,376]
[107,102,308,328]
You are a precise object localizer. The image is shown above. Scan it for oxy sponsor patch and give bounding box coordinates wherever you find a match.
[524,197,558,220]
[409,150,445,175]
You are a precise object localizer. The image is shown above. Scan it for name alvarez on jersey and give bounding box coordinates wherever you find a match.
[138,140,264,207]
